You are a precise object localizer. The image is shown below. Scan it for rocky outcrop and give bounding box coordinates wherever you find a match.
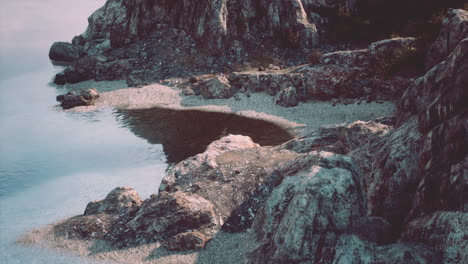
[56,88,100,109]
[402,211,468,264]
[426,9,468,69]
[368,37,418,76]
[49,42,84,62]
[81,0,319,54]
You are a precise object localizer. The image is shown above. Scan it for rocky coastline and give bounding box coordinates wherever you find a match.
[23,1,467,263]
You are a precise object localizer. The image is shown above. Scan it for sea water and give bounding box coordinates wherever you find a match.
[0,1,167,263]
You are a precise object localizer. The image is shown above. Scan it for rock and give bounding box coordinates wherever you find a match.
[189,76,198,83]
[368,37,418,77]
[274,87,298,107]
[95,59,135,81]
[48,42,84,62]
[71,35,85,46]
[81,0,319,54]
[165,231,207,251]
[56,88,100,109]
[245,151,372,264]
[349,118,423,236]
[53,72,67,85]
[401,211,468,264]
[60,55,98,84]
[376,243,442,264]
[160,135,260,192]
[53,214,119,240]
[84,187,142,216]
[126,191,221,239]
[199,75,235,99]
[320,49,371,68]
[398,38,468,220]
[426,9,468,69]
[295,64,369,100]
[182,88,194,96]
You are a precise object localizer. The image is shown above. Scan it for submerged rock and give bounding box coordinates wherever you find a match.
[56,88,100,109]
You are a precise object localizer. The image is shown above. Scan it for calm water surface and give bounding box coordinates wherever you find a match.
[0,1,166,263]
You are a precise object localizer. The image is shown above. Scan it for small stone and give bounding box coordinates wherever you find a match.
[165,231,207,251]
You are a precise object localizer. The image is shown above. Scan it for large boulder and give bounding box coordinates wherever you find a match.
[426,9,468,69]
[56,88,100,109]
[245,151,372,264]
[199,75,235,99]
[126,191,221,239]
[48,42,84,62]
[349,118,423,237]
[84,187,142,215]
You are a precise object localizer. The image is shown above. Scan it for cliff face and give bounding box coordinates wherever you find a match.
[82,0,320,53]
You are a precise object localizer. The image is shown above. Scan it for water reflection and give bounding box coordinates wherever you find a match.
[116,107,295,163]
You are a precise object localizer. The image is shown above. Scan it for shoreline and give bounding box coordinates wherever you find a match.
[62,80,396,138]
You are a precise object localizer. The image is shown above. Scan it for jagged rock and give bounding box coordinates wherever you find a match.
[199,75,235,99]
[49,41,84,62]
[165,231,207,251]
[81,0,319,54]
[53,214,119,240]
[84,187,142,216]
[349,118,423,236]
[245,151,372,264]
[56,88,100,109]
[126,191,221,239]
[274,87,298,107]
[426,9,468,69]
[368,37,418,76]
[320,49,371,68]
[399,38,468,220]
[401,211,468,264]
[337,120,392,154]
[280,124,347,153]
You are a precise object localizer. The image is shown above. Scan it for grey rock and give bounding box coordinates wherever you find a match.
[199,75,235,99]
[245,151,372,264]
[49,41,84,62]
[274,87,298,107]
[402,211,468,264]
[126,191,221,239]
[84,187,142,216]
[426,9,468,70]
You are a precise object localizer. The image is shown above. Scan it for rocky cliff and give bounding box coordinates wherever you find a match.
[46,2,467,264]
